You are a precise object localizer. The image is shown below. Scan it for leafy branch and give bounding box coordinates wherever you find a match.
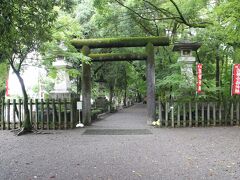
[115,0,211,29]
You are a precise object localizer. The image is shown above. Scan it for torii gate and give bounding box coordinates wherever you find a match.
[71,36,169,125]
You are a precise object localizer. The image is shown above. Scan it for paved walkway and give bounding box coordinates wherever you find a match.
[1,104,240,180]
[90,103,148,129]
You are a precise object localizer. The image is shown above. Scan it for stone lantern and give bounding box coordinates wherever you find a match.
[173,40,201,85]
[94,75,108,111]
[50,58,73,99]
[50,42,73,100]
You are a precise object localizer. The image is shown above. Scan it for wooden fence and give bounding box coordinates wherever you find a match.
[0,99,77,130]
[158,100,240,127]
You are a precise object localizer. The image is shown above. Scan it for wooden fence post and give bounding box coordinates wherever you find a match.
[183,103,186,127]
[64,99,67,130]
[70,99,74,129]
[195,102,198,127]
[46,99,50,130]
[7,99,10,130]
[224,103,228,126]
[158,97,162,127]
[58,99,62,129]
[177,104,180,127]
[165,102,168,127]
[171,105,174,128]
[230,102,234,126]
[207,103,210,126]
[52,99,56,130]
[18,99,22,127]
[29,99,33,125]
[189,102,192,127]
[219,103,222,126]
[41,99,44,130]
[213,103,216,126]
[201,103,204,127]
[35,99,39,129]
[71,98,77,129]
[1,99,5,130]
[237,102,239,126]
[13,99,16,129]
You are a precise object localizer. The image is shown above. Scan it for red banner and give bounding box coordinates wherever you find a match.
[5,79,9,96]
[232,64,240,95]
[196,64,202,94]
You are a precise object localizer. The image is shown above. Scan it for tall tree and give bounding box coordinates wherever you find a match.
[0,0,63,135]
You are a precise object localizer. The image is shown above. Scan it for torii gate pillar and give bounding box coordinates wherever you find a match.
[146,43,156,123]
[81,46,91,125]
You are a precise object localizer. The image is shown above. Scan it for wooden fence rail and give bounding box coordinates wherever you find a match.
[158,101,240,127]
[0,99,77,130]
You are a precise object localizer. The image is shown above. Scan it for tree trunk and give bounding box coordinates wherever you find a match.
[15,72,32,131]
[0,89,5,98]
[137,91,142,103]
[109,85,114,111]
[77,75,81,96]
[124,88,127,107]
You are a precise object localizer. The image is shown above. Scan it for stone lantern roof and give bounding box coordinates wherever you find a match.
[173,40,201,51]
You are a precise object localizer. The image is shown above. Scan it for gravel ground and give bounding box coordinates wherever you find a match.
[0,104,240,180]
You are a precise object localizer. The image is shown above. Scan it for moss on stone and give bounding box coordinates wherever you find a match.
[89,53,147,61]
[145,42,154,54]
[71,36,169,49]
[81,45,90,55]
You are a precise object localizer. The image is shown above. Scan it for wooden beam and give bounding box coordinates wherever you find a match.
[71,36,169,49]
[89,53,147,62]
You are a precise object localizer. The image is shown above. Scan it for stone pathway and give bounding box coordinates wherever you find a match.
[90,103,149,129]
[1,104,240,180]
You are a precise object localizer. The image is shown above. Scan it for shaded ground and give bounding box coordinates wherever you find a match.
[0,104,240,180]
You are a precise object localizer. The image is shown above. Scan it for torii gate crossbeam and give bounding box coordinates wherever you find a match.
[89,53,147,62]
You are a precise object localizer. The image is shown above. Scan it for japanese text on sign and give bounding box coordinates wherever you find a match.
[196,64,202,94]
[232,64,240,95]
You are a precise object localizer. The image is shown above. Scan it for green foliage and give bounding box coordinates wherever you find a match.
[0,0,57,62]
[0,61,8,97]
[64,0,240,102]
[41,8,90,91]
[214,0,240,45]
[156,63,195,101]
[41,8,83,64]
[75,0,98,37]
[127,62,146,95]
